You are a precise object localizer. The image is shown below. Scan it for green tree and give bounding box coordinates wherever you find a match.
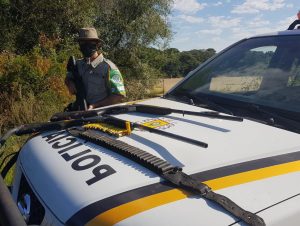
[0,0,96,53]
[178,49,216,76]
[95,0,171,52]
[95,0,172,81]
[0,0,172,54]
[161,48,180,77]
[133,47,216,78]
[0,0,173,82]
[0,0,217,99]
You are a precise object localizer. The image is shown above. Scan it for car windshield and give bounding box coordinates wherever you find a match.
[168,35,300,132]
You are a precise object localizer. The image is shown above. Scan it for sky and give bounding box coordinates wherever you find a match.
[169,0,299,52]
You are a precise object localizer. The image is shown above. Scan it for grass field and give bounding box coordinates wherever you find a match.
[150,78,183,96]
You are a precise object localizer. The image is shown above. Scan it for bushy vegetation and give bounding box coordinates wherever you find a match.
[0,37,76,182]
[138,47,216,77]
[0,36,75,133]
[0,44,215,134]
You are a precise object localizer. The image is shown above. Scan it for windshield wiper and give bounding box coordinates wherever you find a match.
[103,104,243,122]
[181,92,234,116]
[247,104,300,133]
[164,92,196,105]
[51,104,243,122]
[194,96,234,115]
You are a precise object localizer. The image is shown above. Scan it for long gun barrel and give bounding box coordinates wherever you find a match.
[50,104,243,122]
[67,56,87,111]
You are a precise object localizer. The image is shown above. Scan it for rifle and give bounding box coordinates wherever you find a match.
[66,56,87,111]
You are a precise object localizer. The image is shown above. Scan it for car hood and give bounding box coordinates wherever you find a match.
[19,98,300,225]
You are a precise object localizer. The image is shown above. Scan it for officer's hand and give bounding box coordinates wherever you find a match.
[88,105,95,110]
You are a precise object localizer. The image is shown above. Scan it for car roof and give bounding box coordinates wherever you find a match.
[250,29,300,38]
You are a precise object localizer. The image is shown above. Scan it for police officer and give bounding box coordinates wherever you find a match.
[65,27,126,110]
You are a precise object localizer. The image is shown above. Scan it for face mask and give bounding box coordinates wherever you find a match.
[79,43,97,58]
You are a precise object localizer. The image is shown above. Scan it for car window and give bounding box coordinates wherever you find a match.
[209,46,277,93]
[288,57,300,87]
[173,35,300,113]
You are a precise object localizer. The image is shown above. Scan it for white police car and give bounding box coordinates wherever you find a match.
[1,22,300,226]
